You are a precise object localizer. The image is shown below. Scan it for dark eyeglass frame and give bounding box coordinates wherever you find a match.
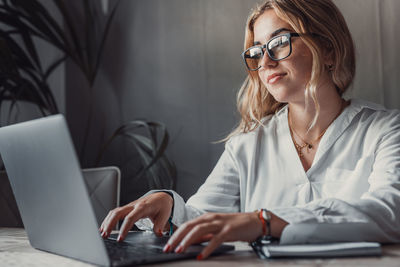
[242,32,300,71]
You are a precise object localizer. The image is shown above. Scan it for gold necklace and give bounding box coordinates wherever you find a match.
[288,100,345,158]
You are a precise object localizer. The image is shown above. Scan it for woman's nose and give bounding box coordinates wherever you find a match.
[259,51,277,69]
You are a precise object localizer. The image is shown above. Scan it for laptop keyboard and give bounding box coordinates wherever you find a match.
[102,232,234,266]
[104,239,165,262]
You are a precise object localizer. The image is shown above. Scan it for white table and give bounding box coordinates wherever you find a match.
[1,228,400,267]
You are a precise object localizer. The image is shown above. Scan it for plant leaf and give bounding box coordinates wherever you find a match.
[95,120,176,189]
[91,0,120,86]
[8,0,65,50]
[43,54,67,81]
[53,0,87,75]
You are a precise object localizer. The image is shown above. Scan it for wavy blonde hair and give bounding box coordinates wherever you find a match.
[225,0,355,141]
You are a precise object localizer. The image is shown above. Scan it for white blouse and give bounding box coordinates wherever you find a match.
[140,99,400,244]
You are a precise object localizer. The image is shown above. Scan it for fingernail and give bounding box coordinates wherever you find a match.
[117,235,121,242]
[175,245,183,253]
[163,244,170,253]
[158,229,163,236]
[197,254,203,261]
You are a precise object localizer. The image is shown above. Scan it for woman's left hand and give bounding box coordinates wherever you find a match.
[162,212,263,260]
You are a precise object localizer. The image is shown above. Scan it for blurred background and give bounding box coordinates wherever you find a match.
[1,0,399,203]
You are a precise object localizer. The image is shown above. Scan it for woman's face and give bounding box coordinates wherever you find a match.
[254,10,313,104]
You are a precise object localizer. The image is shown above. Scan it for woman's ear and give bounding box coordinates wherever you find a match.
[324,53,334,70]
[321,40,335,70]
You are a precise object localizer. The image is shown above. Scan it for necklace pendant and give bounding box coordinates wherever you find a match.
[308,144,313,149]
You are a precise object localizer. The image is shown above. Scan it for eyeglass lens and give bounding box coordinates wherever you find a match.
[244,35,291,70]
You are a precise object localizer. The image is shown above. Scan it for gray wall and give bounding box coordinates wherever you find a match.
[65,0,400,201]
[335,0,400,108]
[67,0,258,200]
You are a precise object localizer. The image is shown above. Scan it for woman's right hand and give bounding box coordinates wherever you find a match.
[99,192,173,241]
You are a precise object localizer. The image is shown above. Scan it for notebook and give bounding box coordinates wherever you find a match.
[0,114,234,266]
[252,241,381,259]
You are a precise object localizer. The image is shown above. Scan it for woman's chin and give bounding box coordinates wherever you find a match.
[266,86,303,104]
[267,89,290,103]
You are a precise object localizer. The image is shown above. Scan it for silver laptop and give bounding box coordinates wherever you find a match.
[0,115,234,266]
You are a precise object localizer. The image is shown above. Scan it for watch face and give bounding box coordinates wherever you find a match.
[261,209,271,221]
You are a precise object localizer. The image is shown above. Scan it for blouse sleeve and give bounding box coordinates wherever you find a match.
[273,112,400,244]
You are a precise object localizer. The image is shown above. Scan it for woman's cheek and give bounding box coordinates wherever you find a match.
[258,71,268,87]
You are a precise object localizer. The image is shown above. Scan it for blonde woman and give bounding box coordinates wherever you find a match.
[100,0,400,260]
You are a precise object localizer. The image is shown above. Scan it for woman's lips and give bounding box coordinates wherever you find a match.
[267,73,287,84]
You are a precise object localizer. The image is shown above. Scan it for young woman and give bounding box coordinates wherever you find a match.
[100,0,400,260]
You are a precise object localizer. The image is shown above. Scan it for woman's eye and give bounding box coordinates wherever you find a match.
[249,48,263,58]
[269,36,289,50]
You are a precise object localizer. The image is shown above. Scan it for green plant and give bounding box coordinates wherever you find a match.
[96,121,177,191]
[0,0,176,192]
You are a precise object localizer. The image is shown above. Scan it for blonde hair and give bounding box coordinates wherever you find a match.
[225,0,355,141]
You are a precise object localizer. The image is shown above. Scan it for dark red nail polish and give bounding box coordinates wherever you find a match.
[175,245,183,253]
[163,244,170,253]
[197,254,203,261]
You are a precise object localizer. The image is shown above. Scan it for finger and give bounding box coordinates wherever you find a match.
[192,233,214,244]
[101,210,120,238]
[164,232,213,253]
[164,220,197,252]
[100,208,119,233]
[102,206,132,238]
[178,222,221,253]
[118,204,148,241]
[103,209,128,237]
[152,209,172,237]
[163,222,170,232]
[165,214,220,252]
[100,213,110,232]
[118,215,136,241]
[100,208,116,231]
[197,230,228,260]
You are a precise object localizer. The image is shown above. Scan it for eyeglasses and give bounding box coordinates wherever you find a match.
[242,32,300,71]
